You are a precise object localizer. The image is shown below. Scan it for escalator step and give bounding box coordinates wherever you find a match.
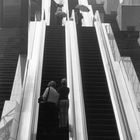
[77,26,120,140]
[0,28,20,118]
[37,26,68,140]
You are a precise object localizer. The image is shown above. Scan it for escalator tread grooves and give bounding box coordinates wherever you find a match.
[77,27,120,140]
[37,26,68,140]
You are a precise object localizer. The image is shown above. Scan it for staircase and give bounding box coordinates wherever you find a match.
[0,28,20,117]
[77,27,120,140]
[37,26,69,140]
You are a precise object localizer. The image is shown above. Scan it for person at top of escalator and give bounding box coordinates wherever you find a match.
[58,78,70,128]
[55,3,67,26]
[74,9,83,26]
[54,3,62,25]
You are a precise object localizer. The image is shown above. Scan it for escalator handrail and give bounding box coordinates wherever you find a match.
[16,21,46,140]
[67,10,88,140]
[14,58,30,140]
[122,57,140,98]
[121,57,140,105]
[102,22,140,139]
[65,20,77,140]
[103,23,140,120]
[16,21,39,140]
[119,57,140,129]
[94,10,132,140]
[101,24,121,62]
[28,22,38,60]
[42,0,51,25]
[29,21,46,140]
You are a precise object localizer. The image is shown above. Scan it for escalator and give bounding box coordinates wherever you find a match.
[36,26,69,140]
[0,28,20,117]
[93,1,140,81]
[77,27,120,140]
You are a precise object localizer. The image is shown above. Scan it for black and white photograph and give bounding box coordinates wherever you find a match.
[0,0,140,140]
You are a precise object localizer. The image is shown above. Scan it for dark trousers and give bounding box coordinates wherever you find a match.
[42,102,59,133]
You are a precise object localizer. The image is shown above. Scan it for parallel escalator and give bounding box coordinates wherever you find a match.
[36,26,69,140]
[77,27,120,140]
[93,2,140,81]
[0,28,20,117]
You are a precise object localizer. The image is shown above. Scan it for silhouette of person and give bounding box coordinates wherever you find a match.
[75,9,83,26]
[58,78,70,128]
[42,81,59,104]
[55,4,64,25]
[39,81,59,133]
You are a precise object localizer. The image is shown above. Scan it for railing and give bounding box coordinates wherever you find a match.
[104,24,121,61]
[94,11,129,140]
[119,57,140,130]
[13,20,38,140]
[65,20,76,140]
[103,22,140,110]
[28,22,37,59]
[10,55,27,103]
[15,21,46,140]
[65,10,88,140]
[30,21,46,140]
[122,57,140,108]
[97,11,140,139]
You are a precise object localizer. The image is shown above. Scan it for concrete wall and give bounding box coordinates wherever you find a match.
[122,0,132,5]
[96,0,104,4]
[122,6,140,30]
[2,0,29,54]
[117,5,140,31]
[103,0,119,14]
[133,0,140,5]
[122,0,140,5]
